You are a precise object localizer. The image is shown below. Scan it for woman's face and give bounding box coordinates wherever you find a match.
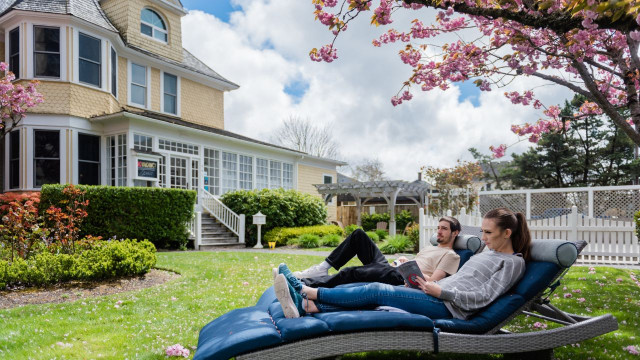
[481,218,512,252]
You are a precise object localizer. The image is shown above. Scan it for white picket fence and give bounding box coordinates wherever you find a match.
[419,206,639,265]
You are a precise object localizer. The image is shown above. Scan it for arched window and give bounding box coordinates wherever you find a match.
[141,8,167,42]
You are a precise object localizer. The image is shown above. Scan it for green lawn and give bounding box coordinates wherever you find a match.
[0,252,638,359]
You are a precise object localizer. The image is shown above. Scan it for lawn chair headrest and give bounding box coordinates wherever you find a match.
[430,234,482,254]
[529,239,578,268]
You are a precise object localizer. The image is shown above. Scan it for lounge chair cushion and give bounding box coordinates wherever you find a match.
[512,261,561,300]
[529,239,578,268]
[268,302,330,341]
[430,233,482,253]
[313,310,434,332]
[434,293,525,333]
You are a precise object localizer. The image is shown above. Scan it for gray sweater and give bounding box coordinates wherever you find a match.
[437,251,525,319]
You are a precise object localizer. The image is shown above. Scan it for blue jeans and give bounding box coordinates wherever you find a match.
[316,282,452,319]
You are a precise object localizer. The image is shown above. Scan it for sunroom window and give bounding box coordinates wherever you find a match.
[141,8,168,42]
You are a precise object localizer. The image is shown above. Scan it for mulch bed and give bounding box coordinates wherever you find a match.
[0,269,180,309]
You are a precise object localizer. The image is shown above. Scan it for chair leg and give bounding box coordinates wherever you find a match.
[504,349,553,360]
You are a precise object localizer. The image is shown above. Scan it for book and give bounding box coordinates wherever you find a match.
[396,260,425,289]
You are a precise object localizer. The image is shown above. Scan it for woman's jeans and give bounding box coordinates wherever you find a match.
[316,282,452,319]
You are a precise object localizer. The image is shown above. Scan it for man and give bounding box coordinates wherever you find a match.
[292,216,461,288]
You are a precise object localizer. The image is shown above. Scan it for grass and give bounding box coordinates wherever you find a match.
[0,252,637,359]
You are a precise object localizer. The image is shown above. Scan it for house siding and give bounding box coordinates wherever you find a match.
[100,0,183,63]
[181,78,224,129]
[26,81,119,118]
[298,164,337,221]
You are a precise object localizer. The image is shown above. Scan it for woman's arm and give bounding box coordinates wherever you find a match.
[415,277,442,297]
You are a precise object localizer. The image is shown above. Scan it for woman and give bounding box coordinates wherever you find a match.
[274,208,531,320]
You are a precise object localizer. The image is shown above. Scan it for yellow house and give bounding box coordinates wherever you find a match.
[0,0,343,246]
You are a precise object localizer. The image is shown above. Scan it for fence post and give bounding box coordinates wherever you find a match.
[588,189,594,218]
[195,211,202,251]
[569,205,578,242]
[447,209,452,217]
[419,208,425,251]
[460,207,466,226]
[526,191,531,220]
[239,214,245,244]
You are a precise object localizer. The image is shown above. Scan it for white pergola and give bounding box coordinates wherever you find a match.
[314,180,431,234]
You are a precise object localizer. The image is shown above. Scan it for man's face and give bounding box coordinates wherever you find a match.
[436,220,457,248]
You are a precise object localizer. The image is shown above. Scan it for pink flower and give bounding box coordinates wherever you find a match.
[572,289,582,293]
[489,144,507,159]
[242,281,249,286]
[564,293,572,298]
[616,278,623,283]
[624,345,639,355]
[577,298,586,303]
[533,322,547,329]
[165,344,190,358]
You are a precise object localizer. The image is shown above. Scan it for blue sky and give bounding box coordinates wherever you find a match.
[181,0,236,22]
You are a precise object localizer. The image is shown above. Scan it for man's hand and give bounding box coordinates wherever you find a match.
[415,277,442,298]
[397,256,409,264]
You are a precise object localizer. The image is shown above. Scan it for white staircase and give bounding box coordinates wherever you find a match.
[193,188,246,249]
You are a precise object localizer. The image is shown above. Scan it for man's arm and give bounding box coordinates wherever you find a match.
[424,269,447,282]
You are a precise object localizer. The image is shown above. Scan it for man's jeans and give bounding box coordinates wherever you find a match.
[301,229,404,288]
[315,282,452,319]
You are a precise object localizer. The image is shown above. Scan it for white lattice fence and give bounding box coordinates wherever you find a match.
[420,206,639,265]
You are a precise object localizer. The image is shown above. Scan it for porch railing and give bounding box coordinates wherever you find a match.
[200,188,245,243]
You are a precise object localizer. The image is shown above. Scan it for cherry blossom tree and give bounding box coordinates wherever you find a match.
[309,0,640,157]
[0,62,43,138]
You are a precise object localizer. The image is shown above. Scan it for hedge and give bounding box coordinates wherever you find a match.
[0,239,156,289]
[264,225,343,246]
[221,189,328,246]
[361,210,416,233]
[39,185,196,249]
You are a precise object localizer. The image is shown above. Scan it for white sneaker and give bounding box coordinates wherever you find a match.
[293,264,328,279]
[274,274,300,318]
[272,267,278,281]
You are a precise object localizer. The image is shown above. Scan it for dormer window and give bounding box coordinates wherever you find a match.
[141,8,167,42]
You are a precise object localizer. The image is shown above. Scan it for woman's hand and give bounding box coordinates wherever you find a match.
[397,256,409,264]
[415,277,442,298]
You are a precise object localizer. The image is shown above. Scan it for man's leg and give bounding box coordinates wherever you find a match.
[325,228,387,269]
[302,263,404,288]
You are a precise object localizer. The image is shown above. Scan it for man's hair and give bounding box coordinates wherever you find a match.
[439,216,461,233]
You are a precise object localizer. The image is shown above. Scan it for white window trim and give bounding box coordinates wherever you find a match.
[323,173,335,205]
[31,24,65,80]
[6,26,21,80]
[128,61,151,109]
[160,71,180,116]
[75,30,104,89]
[110,46,118,98]
[140,7,169,44]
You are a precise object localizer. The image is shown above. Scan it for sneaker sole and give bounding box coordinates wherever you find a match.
[293,270,327,279]
[272,268,278,281]
[274,275,300,318]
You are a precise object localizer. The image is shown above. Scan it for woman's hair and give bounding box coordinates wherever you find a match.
[439,216,461,233]
[484,208,531,261]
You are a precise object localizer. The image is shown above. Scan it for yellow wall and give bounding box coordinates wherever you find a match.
[100,0,183,62]
[27,81,120,118]
[298,164,337,221]
[181,77,224,128]
[150,68,161,112]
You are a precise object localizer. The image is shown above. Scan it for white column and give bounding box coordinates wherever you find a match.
[569,206,578,242]
[195,211,202,251]
[526,191,532,220]
[239,214,245,243]
[419,208,425,251]
[588,189,594,218]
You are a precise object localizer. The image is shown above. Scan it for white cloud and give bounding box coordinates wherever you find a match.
[182,1,574,181]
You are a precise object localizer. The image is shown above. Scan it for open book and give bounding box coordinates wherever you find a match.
[396,260,425,289]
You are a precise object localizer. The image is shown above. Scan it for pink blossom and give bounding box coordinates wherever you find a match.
[165,344,190,358]
[563,293,572,298]
[489,144,507,159]
[624,345,639,356]
[617,278,623,283]
[577,297,586,303]
[572,289,582,293]
[310,45,338,63]
[242,281,249,286]
[533,322,547,329]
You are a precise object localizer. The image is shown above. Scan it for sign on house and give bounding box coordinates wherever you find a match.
[137,159,158,179]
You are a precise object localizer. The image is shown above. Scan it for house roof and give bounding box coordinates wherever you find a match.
[0,0,238,88]
[0,0,117,32]
[92,109,346,160]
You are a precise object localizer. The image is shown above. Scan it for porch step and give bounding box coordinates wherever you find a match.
[197,214,242,249]
[199,243,246,250]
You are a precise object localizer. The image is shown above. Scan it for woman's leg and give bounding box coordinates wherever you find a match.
[314,282,451,319]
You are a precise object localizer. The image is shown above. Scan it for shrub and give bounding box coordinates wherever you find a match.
[406,223,421,253]
[344,224,363,236]
[365,231,380,242]
[265,225,343,246]
[361,213,390,231]
[40,185,196,249]
[290,234,320,248]
[0,239,156,289]
[379,235,411,254]
[395,210,415,233]
[221,189,327,247]
[321,234,342,247]
[375,229,388,240]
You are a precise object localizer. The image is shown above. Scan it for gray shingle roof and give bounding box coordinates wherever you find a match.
[0,0,117,31]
